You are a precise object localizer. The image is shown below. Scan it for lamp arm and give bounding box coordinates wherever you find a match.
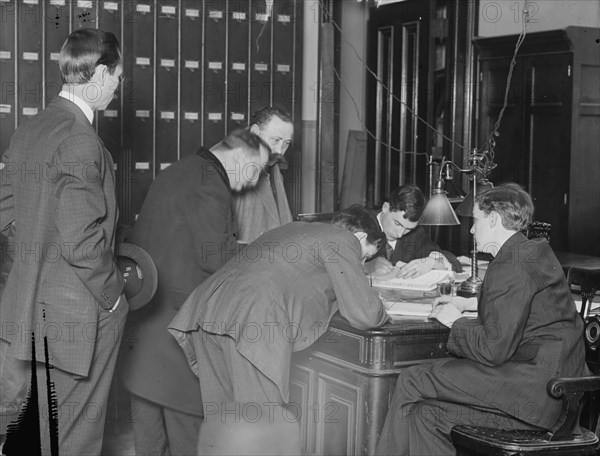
[438,159,473,180]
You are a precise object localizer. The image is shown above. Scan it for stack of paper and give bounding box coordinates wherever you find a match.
[384,301,432,316]
[371,269,453,291]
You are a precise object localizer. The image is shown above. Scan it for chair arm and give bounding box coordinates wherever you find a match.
[548,376,600,398]
[546,376,600,441]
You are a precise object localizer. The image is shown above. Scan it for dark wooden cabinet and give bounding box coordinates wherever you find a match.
[290,313,450,456]
[474,27,600,255]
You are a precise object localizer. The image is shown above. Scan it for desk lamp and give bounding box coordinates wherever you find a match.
[421,150,496,296]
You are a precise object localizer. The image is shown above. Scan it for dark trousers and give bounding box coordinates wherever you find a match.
[375,362,541,456]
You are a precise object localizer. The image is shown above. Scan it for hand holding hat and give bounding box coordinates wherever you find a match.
[116,242,158,311]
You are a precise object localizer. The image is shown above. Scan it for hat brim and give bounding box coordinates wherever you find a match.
[116,242,158,311]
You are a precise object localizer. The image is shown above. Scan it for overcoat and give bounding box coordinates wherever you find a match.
[169,221,388,403]
[119,148,238,415]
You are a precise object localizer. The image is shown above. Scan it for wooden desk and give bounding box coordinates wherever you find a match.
[555,251,600,273]
[290,304,450,456]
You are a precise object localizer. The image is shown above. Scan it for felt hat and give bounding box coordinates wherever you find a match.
[116,242,158,311]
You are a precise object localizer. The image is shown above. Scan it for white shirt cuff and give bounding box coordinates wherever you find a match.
[109,295,121,313]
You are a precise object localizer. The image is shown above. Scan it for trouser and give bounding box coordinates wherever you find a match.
[130,394,202,456]
[1,298,128,456]
[374,362,542,456]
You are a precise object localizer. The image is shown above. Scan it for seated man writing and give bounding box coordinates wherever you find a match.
[168,205,388,412]
[365,184,462,279]
[375,183,590,456]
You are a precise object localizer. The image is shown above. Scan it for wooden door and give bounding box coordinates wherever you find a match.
[366,0,431,207]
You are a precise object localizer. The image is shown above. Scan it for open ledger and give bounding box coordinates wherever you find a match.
[370,269,454,291]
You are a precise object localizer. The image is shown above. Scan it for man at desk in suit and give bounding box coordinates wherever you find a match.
[168,205,388,411]
[375,183,590,456]
[118,129,271,456]
[365,185,462,278]
[233,106,295,243]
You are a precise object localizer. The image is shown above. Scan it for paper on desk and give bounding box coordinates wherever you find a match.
[371,269,453,291]
[384,300,478,319]
[384,301,433,316]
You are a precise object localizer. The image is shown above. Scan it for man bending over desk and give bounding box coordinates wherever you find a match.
[365,185,462,278]
[375,183,590,456]
[168,205,387,416]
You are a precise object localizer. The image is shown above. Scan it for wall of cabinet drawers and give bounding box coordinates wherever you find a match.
[0,0,303,223]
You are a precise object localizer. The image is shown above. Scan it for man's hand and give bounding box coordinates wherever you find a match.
[363,256,394,276]
[429,302,462,328]
[429,296,478,328]
[433,296,477,312]
[396,257,436,279]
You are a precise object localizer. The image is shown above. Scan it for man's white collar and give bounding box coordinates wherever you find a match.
[59,90,94,124]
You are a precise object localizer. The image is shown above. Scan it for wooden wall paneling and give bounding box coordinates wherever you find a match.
[0,0,16,156]
[203,1,227,148]
[129,1,155,218]
[316,0,336,213]
[180,0,204,156]
[17,1,43,126]
[44,0,69,105]
[249,0,272,120]
[226,1,250,132]
[71,0,97,31]
[272,0,296,123]
[155,0,179,171]
[528,54,572,250]
[272,0,302,215]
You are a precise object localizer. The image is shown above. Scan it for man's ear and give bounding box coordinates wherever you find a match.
[381,202,391,213]
[249,124,260,135]
[489,211,499,228]
[91,64,108,86]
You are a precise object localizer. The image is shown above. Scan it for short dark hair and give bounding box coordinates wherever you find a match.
[59,28,121,84]
[388,185,426,222]
[475,182,534,231]
[332,204,385,250]
[251,106,293,128]
[217,129,272,159]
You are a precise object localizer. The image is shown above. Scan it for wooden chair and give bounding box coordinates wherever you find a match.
[522,221,552,242]
[451,376,600,455]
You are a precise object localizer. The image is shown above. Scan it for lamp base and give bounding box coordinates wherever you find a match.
[457,276,482,298]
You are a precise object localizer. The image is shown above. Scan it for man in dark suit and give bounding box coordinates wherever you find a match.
[365,185,462,278]
[118,129,270,456]
[232,106,295,243]
[168,205,388,409]
[0,28,126,455]
[375,183,590,456]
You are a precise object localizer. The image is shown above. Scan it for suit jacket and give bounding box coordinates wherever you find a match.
[169,222,388,403]
[232,164,292,243]
[0,97,123,377]
[440,232,589,428]
[379,225,462,272]
[119,148,239,415]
